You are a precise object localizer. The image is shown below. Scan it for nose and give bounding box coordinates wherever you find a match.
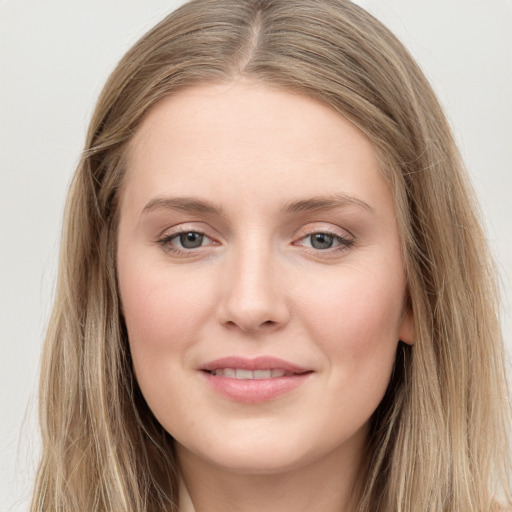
[217,245,290,333]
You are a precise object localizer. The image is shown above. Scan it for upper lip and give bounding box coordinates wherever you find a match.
[200,356,310,374]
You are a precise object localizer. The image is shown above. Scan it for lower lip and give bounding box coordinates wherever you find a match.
[202,372,311,404]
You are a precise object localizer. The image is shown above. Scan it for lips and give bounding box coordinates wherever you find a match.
[201,356,309,373]
[200,356,313,403]
[209,368,291,379]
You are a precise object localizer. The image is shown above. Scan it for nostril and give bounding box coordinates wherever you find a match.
[222,318,278,332]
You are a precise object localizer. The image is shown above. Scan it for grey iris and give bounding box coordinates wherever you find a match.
[180,232,204,249]
[310,233,334,249]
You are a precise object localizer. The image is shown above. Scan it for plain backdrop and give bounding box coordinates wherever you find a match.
[1,1,511,510]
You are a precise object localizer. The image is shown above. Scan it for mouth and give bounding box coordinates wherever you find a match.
[206,368,298,379]
[200,356,313,403]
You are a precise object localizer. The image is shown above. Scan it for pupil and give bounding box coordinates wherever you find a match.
[311,233,334,249]
[180,232,203,249]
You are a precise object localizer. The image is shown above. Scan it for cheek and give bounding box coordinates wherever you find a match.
[119,260,214,351]
[118,263,216,420]
[292,268,404,441]
[297,261,405,382]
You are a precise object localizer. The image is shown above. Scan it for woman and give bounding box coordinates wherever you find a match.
[31,0,511,510]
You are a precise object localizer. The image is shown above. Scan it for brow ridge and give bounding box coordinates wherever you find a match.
[142,196,225,216]
[281,194,374,214]
[142,193,373,217]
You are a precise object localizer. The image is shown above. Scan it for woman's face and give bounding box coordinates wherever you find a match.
[117,82,414,475]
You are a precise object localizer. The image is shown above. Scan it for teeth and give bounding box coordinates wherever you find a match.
[254,370,271,379]
[210,368,289,379]
[236,368,253,379]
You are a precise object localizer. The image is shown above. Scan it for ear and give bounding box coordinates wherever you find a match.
[398,308,415,345]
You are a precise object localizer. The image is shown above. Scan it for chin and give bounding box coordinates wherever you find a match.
[186,444,313,475]
[176,420,367,477]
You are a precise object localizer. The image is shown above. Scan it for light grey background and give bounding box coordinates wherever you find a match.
[1,1,511,510]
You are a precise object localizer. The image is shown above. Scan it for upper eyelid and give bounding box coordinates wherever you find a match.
[293,223,354,239]
[158,222,215,238]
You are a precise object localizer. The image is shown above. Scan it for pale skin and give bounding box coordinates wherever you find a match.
[117,81,415,512]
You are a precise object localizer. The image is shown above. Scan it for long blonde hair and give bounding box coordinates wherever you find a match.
[31,0,511,510]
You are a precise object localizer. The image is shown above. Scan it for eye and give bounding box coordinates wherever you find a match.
[158,229,217,254]
[294,230,354,252]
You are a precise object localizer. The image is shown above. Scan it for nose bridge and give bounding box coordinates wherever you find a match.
[218,234,288,332]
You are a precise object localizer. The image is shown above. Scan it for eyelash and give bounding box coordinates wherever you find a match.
[157,229,217,255]
[293,230,355,254]
[157,228,355,256]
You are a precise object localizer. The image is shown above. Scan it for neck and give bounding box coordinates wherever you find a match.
[177,431,366,512]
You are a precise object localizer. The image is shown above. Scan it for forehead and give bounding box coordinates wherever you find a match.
[122,81,394,218]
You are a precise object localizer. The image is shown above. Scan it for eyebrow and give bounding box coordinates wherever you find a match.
[141,193,374,217]
[281,194,374,214]
[142,196,226,216]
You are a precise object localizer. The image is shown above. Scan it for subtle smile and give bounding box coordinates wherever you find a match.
[200,357,313,403]
[207,368,294,379]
